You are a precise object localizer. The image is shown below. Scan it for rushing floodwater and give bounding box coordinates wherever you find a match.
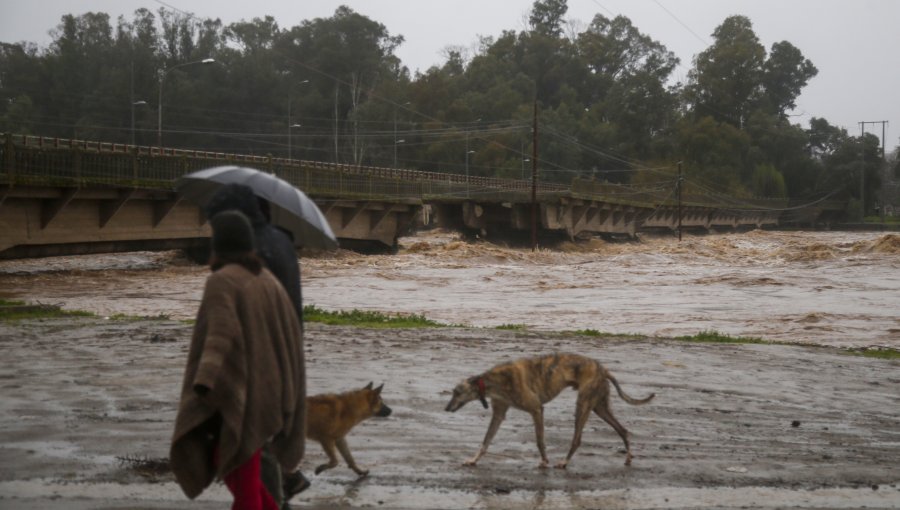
[1,230,898,349]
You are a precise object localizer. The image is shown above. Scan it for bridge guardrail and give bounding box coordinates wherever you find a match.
[1,133,572,203]
[1,133,800,213]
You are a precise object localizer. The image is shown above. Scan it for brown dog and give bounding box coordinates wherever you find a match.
[444,353,654,469]
[306,382,392,477]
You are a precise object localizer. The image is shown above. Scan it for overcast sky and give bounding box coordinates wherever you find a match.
[1,0,898,149]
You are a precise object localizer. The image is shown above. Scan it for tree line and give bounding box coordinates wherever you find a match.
[0,0,891,218]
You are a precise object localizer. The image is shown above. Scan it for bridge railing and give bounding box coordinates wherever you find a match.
[1,133,794,212]
[1,133,570,203]
[572,178,790,211]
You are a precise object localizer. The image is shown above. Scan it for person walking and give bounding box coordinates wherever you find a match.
[170,210,305,510]
[204,184,310,505]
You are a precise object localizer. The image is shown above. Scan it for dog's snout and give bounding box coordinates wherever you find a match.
[377,404,392,417]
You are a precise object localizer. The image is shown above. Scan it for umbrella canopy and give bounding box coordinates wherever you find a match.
[176,166,338,250]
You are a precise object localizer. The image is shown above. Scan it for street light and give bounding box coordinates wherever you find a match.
[131,100,147,146]
[465,149,476,199]
[288,124,302,161]
[157,58,215,147]
[464,119,480,198]
[394,139,405,168]
[393,101,411,168]
[288,80,310,159]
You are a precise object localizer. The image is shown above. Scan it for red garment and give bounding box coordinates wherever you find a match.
[214,447,279,510]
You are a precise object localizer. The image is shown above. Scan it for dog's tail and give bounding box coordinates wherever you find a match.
[609,374,655,405]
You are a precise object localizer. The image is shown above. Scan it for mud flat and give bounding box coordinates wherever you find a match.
[1,317,898,509]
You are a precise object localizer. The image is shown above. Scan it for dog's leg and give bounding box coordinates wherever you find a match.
[529,406,550,469]
[314,439,340,474]
[336,437,369,477]
[464,401,508,466]
[556,393,594,469]
[594,400,633,466]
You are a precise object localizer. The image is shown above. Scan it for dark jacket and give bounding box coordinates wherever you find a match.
[205,184,303,322]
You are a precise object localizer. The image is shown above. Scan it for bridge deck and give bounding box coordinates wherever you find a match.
[1,133,840,258]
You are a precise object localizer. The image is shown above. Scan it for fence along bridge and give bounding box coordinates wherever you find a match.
[0,133,825,259]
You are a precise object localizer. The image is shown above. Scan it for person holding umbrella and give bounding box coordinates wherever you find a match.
[205,184,303,323]
[204,184,310,506]
[170,210,305,509]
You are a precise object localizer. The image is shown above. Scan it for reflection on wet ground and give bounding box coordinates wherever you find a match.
[1,230,898,348]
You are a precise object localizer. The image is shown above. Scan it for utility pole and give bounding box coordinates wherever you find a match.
[531,100,539,252]
[858,120,888,219]
[677,161,683,241]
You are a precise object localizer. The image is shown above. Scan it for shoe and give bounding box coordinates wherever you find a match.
[283,470,311,500]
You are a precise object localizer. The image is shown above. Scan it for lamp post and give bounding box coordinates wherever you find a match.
[287,80,310,159]
[131,100,147,145]
[288,124,302,160]
[157,58,215,147]
[393,101,411,168]
[465,148,475,199]
[464,119,480,199]
[394,139,405,168]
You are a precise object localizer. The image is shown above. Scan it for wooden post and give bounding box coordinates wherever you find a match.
[531,100,538,252]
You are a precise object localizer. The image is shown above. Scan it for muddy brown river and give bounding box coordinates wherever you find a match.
[1,229,899,509]
[1,229,898,348]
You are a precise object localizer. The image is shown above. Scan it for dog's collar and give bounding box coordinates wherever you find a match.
[475,377,489,409]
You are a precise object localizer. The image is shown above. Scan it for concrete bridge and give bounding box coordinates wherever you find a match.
[0,133,836,259]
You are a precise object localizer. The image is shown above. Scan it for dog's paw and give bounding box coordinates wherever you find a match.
[354,469,370,478]
[462,459,478,467]
[537,460,549,469]
[554,460,568,469]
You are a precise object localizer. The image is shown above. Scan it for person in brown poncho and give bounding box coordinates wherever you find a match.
[170,210,305,509]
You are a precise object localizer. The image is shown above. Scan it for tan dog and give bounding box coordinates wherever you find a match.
[444,353,654,469]
[306,382,392,477]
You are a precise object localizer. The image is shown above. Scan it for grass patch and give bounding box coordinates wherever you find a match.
[107,313,171,321]
[674,330,770,345]
[846,347,900,360]
[572,328,603,336]
[495,323,527,330]
[0,299,95,321]
[303,305,445,328]
[567,329,644,339]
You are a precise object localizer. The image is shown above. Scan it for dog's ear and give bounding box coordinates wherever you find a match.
[374,383,384,394]
[365,381,373,390]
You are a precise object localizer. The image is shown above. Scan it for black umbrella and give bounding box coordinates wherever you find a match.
[176,166,338,250]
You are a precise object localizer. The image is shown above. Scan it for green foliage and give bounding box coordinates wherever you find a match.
[674,330,768,345]
[0,1,873,207]
[302,305,444,328]
[848,347,900,360]
[0,299,95,321]
[571,328,603,336]
[751,164,787,197]
[495,323,527,330]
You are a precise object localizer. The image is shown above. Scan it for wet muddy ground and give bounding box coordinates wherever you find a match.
[1,317,898,509]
